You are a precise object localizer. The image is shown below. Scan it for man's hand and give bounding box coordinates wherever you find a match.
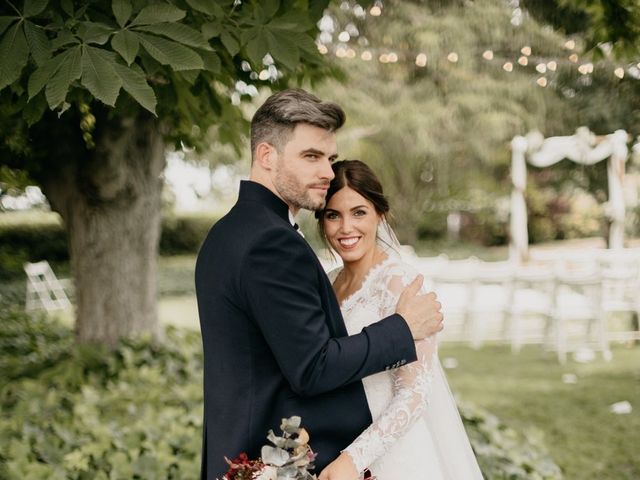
[395,275,443,340]
[318,452,360,480]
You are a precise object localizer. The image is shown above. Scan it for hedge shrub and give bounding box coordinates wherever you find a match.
[0,213,219,279]
[0,310,563,479]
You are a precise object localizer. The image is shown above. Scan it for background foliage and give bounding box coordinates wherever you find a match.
[0,310,563,479]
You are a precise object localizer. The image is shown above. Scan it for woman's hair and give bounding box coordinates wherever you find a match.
[315,159,391,247]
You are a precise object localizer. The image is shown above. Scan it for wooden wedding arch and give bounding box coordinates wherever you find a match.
[510,127,634,263]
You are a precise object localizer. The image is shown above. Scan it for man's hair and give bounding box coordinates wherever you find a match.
[250,88,346,162]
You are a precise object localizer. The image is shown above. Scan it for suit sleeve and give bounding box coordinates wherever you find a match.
[240,227,417,397]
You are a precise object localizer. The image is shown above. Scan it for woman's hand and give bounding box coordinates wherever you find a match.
[318,452,360,480]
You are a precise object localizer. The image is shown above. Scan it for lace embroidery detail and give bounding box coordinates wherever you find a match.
[333,260,439,474]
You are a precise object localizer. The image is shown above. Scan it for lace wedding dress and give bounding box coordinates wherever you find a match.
[329,257,484,479]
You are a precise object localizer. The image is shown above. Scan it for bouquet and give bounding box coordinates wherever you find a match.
[221,416,318,480]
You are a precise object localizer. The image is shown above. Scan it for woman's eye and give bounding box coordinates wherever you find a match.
[354,209,366,216]
[325,212,338,220]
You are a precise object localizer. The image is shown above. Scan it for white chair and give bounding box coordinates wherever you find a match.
[24,261,72,313]
[468,260,516,348]
[431,257,479,343]
[597,250,640,342]
[553,266,610,364]
[508,265,556,353]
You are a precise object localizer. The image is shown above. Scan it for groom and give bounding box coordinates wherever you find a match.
[195,88,443,479]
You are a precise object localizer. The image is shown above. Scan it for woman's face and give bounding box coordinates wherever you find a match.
[323,186,381,264]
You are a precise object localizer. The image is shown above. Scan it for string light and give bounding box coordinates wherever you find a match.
[346,48,356,59]
[258,70,269,80]
[578,62,594,75]
[518,56,528,66]
[547,61,557,71]
[564,40,576,50]
[379,53,389,63]
[503,62,514,72]
[388,52,398,63]
[614,67,625,79]
[482,50,494,60]
[447,52,459,63]
[361,50,372,61]
[415,53,427,67]
[535,63,546,73]
[536,77,548,87]
[338,31,350,42]
[318,44,328,55]
[521,46,531,56]
[370,5,382,16]
[569,53,579,63]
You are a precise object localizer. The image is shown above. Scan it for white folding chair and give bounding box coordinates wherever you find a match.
[24,261,72,313]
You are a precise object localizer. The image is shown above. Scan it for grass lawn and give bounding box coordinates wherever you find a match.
[440,343,640,480]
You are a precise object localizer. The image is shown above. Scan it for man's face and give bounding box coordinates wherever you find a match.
[272,123,338,212]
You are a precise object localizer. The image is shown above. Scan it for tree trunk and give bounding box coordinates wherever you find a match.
[41,113,165,347]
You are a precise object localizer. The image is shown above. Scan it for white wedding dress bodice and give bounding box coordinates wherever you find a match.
[329,257,484,480]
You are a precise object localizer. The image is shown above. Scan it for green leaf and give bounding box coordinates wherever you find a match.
[23,91,48,125]
[81,45,122,106]
[51,31,79,49]
[201,22,222,40]
[24,0,49,17]
[112,0,132,28]
[24,21,51,66]
[198,49,220,73]
[130,4,186,26]
[113,62,156,114]
[45,45,81,108]
[0,16,18,36]
[262,0,280,21]
[77,22,113,45]
[28,54,61,99]
[178,69,199,85]
[267,29,299,70]
[220,31,239,56]
[111,30,139,65]
[185,0,218,15]
[61,0,73,16]
[137,33,203,71]
[270,10,314,33]
[245,31,269,67]
[134,23,210,49]
[0,22,29,91]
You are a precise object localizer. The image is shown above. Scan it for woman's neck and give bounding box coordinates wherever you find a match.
[341,247,388,283]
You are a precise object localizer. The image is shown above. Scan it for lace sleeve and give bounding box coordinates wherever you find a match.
[343,268,438,473]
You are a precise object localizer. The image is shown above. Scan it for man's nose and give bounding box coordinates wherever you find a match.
[320,158,335,180]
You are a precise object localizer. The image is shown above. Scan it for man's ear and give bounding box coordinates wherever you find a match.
[254,142,276,170]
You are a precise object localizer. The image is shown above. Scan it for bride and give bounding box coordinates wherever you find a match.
[316,160,483,480]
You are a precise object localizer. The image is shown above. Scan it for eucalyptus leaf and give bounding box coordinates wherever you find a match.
[261,445,289,467]
[0,22,29,91]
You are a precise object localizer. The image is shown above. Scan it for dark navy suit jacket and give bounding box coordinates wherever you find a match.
[195,181,417,479]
